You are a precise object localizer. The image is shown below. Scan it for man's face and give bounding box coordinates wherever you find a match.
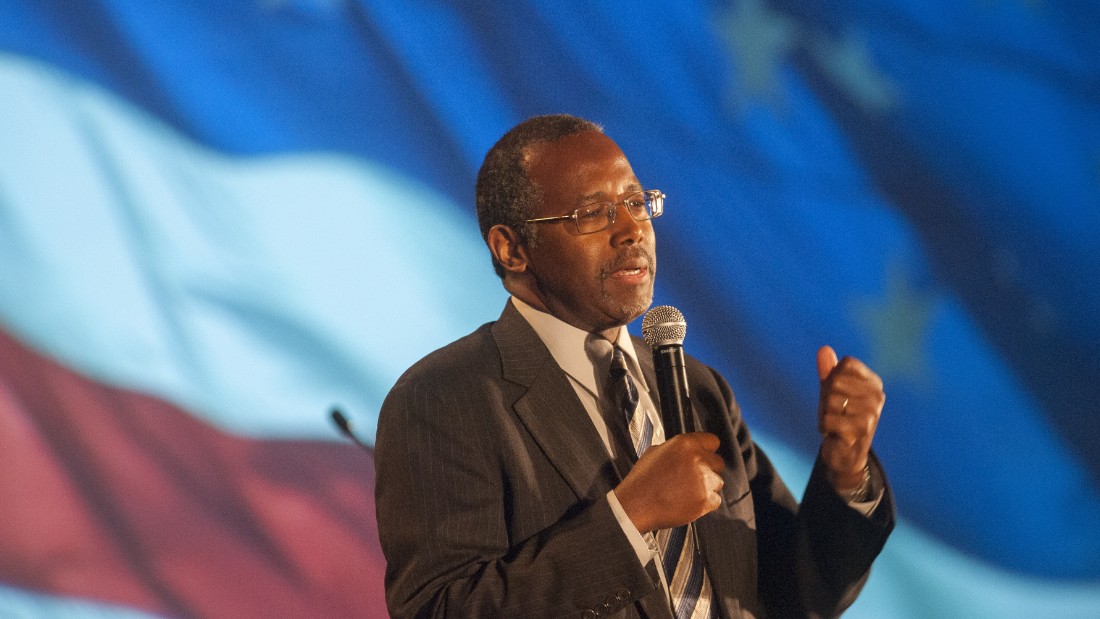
[521,131,656,333]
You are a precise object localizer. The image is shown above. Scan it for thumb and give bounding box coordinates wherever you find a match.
[816,345,838,381]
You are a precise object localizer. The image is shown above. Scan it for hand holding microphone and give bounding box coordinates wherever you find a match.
[615,306,725,534]
[615,433,725,533]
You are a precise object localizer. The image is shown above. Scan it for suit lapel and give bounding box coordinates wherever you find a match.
[492,302,622,502]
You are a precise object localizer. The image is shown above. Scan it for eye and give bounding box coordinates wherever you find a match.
[576,204,608,221]
[624,193,649,212]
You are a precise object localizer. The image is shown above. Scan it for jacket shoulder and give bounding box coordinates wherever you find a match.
[388,321,500,393]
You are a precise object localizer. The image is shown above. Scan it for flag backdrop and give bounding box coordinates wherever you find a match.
[1,1,1098,617]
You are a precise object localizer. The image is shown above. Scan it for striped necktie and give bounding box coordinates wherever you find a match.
[607,346,714,619]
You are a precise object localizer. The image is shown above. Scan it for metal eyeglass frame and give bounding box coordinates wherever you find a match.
[523,189,665,235]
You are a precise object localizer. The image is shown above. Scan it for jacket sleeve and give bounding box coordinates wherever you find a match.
[695,364,895,618]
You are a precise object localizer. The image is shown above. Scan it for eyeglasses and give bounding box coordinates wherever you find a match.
[524,189,665,235]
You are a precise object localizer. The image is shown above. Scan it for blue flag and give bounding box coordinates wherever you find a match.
[0,1,1097,617]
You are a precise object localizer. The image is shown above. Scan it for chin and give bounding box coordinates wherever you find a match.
[596,283,653,327]
[616,298,652,324]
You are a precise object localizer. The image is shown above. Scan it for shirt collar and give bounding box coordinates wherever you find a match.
[510,296,646,395]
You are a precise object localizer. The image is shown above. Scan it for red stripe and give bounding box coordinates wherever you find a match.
[0,326,388,618]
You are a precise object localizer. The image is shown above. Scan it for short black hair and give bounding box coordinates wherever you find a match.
[475,114,603,278]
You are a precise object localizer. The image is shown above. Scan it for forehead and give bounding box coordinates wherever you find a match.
[524,131,638,201]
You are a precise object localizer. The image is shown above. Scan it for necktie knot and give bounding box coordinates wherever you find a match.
[609,347,628,377]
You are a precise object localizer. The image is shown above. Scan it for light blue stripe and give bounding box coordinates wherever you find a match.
[0,585,163,619]
[0,52,505,442]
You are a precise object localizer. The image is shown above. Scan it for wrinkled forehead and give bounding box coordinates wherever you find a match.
[523,131,639,202]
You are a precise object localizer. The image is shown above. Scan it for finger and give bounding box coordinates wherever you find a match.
[817,345,838,381]
[705,489,723,511]
[701,451,726,474]
[821,392,851,417]
[823,383,886,417]
[830,357,885,390]
[818,393,844,426]
[702,471,725,511]
[819,411,877,442]
[684,431,721,452]
[702,470,725,494]
[823,392,883,417]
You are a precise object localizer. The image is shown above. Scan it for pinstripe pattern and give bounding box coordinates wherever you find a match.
[375,301,896,618]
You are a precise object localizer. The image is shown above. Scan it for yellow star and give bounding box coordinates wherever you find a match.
[851,263,940,386]
[805,31,898,112]
[714,0,800,111]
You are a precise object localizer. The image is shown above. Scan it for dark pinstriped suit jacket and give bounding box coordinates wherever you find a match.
[375,301,894,618]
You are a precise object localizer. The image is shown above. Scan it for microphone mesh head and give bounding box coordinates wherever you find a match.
[642,305,687,348]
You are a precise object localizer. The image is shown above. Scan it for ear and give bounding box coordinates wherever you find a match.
[487,224,529,274]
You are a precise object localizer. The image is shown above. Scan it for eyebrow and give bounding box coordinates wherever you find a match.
[578,182,644,204]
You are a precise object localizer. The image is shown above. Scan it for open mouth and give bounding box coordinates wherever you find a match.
[611,265,648,280]
[605,250,654,283]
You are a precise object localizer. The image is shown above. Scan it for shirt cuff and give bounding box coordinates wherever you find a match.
[607,490,660,566]
[847,490,883,516]
[847,459,886,516]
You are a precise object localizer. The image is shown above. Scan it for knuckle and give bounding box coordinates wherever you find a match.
[838,356,862,372]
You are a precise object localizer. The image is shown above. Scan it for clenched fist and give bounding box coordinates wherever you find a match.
[816,345,885,495]
[614,432,725,534]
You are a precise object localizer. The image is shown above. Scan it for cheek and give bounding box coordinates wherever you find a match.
[562,255,600,292]
[534,233,613,290]
[556,240,603,273]
[533,244,592,290]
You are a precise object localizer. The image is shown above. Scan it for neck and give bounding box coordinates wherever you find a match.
[594,326,621,342]
[506,290,623,343]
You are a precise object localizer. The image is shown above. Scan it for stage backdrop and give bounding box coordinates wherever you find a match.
[1,1,1098,617]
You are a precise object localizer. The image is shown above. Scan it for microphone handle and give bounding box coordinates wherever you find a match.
[651,344,705,553]
[652,344,695,436]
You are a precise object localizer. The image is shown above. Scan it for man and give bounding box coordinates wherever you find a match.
[375,114,894,618]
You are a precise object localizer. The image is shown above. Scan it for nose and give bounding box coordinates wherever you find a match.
[608,201,646,246]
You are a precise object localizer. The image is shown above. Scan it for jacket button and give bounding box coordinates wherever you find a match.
[581,610,597,619]
[614,588,631,602]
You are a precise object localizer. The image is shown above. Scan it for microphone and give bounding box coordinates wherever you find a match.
[643,306,705,549]
[330,407,371,452]
[642,305,695,437]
